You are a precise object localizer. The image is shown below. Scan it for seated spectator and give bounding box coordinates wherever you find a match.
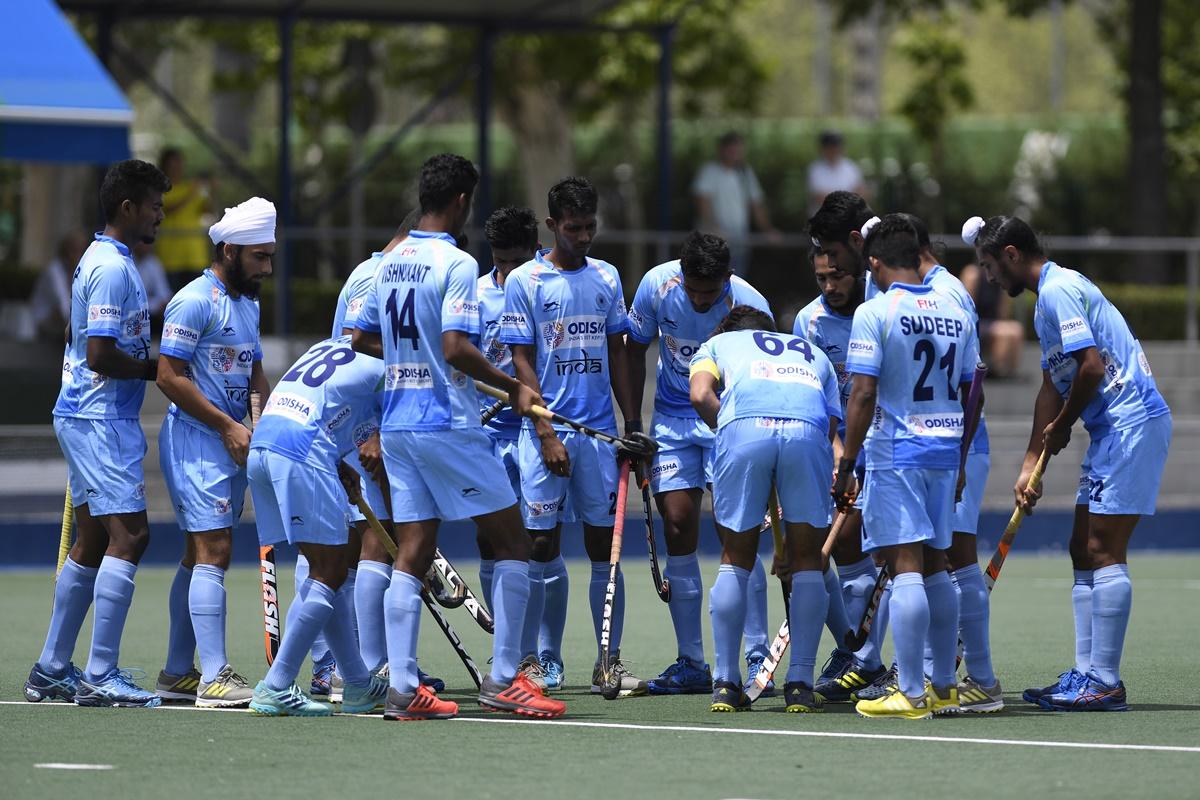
[807,130,867,215]
[134,240,172,326]
[30,230,87,343]
[961,261,1024,378]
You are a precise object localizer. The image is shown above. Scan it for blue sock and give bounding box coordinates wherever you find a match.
[925,571,960,690]
[889,572,929,699]
[383,570,423,694]
[297,555,332,668]
[37,557,97,674]
[163,564,195,676]
[823,567,852,648]
[710,564,750,684]
[839,556,878,634]
[266,579,334,691]
[952,563,995,685]
[1072,569,1094,675]
[786,571,829,686]
[665,552,705,664]
[491,559,532,684]
[521,560,547,657]
[589,561,625,656]
[342,568,359,648]
[539,556,569,659]
[85,556,138,680]
[862,579,892,668]
[322,583,369,686]
[1089,564,1131,687]
[478,559,495,613]
[189,564,228,683]
[354,560,391,671]
[743,556,768,659]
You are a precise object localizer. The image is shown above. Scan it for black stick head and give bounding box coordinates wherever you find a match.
[618,431,658,461]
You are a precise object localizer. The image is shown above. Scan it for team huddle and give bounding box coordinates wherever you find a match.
[25,152,1171,721]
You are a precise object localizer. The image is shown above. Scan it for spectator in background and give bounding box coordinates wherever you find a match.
[134,240,172,325]
[158,148,211,292]
[30,230,87,342]
[807,131,867,215]
[960,262,1024,378]
[692,131,779,278]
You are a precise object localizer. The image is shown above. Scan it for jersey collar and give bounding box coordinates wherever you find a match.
[487,266,503,289]
[1037,261,1060,293]
[203,267,230,296]
[535,247,589,274]
[93,232,131,258]
[886,281,931,295]
[818,294,853,320]
[921,265,946,285]
[407,230,457,245]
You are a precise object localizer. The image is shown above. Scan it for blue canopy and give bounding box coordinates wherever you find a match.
[0,0,131,163]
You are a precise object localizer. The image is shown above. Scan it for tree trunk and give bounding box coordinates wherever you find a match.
[848,1,884,120]
[212,41,255,153]
[497,73,575,221]
[1128,0,1169,279]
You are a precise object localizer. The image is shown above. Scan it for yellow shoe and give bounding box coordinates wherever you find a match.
[930,684,960,717]
[855,686,932,720]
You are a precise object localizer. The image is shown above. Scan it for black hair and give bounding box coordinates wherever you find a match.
[718,131,743,148]
[895,211,948,262]
[807,243,824,266]
[485,206,539,251]
[418,153,478,214]
[213,240,241,262]
[99,159,171,224]
[818,130,843,148]
[807,190,874,245]
[547,176,598,220]
[158,147,182,170]
[713,304,776,335]
[974,215,1044,259]
[679,231,731,280]
[862,213,920,271]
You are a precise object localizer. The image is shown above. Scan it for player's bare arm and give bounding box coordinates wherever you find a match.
[608,332,637,432]
[156,353,250,465]
[86,334,157,380]
[835,372,877,509]
[1043,346,1104,456]
[443,330,541,417]
[1016,370,1065,512]
[249,360,270,409]
[688,369,720,430]
[351,328,384,359]
[625,336,650,424]
[511,341,568,476]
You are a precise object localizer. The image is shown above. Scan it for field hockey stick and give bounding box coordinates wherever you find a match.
[474,382,658,460]
[55,484,73,578]
[599,458,632,700]
[249,389,281,666]
[637,474,670,602]
[431,549,494,634]
[821,507,853,560]
[480,398,507,426]
[747,487,789,703]
[420,589,483,689]
[844,561,889,652]
[984,448,1049,591]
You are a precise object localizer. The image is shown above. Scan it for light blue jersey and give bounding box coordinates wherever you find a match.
[53,234,151,420]
[1034,262,1169,436]
[355,230,480,432]
[160,269,263,431]
[628,260,770,416]
[332,252,382,336]
[251,336,384,474]
[864,269,880,302]
[478,268,521,439]
[793,295,853,434]
[691,329,841,431]
[499,249,628,433]
[923,264,989,455]
[847,282,978,470]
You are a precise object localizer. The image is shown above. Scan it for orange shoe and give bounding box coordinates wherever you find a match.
[383,684,458,721]
[478,673,566,718]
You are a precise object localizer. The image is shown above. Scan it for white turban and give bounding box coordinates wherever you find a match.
[208,197,277,245]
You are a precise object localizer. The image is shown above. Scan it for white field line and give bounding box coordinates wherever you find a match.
[34,763,114,770]
[3,700,1199,755]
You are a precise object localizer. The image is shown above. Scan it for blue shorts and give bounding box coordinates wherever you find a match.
[160,413,246,532]
[489,434,522,500]
[649,411,713,494]
[248,449,349,547]
[862,467,955,552]
[347,457,390,524]
[382,428,516,523]
[1075,414,1171,516]
[952,451,990,535]
[518,427,618,530]
[54,415,147,516]
[712,417,833,532]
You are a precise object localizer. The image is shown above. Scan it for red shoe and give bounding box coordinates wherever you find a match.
[383,684,458,721]
[478,673,566,718]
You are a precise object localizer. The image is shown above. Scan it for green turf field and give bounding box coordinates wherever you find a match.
[3,554,1199,799]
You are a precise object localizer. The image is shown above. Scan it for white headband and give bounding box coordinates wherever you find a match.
[209,197,277,246]
[859,216,881,239]
[961,216,985,246]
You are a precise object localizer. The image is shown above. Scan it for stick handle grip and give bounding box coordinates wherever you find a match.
[821,508,852,559]
[474,381,554,421]
[249,390,263,431]
[56,485,73,577]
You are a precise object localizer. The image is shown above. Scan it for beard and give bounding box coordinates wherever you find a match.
[228,251,263,300]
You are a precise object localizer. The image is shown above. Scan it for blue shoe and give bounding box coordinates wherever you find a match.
[539,651,565,692]
[647,657,714,695]
[341,674,390,714]
[711,680,752,712]
[744,654,775,698]
[1022,668,1085,705]
[75,668,162,708]
[815,654,887,703]
[1038,673,1129,712]
[310,659,337,700]
[250,681,332,717]
[418,667,445,694]
[24,662,82,703]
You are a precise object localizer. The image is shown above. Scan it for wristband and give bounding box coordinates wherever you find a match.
[624,419,644,434]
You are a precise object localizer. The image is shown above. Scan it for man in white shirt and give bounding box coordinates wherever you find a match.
[30,231,87,342]
[691,132,778,278]
[807,131,867,215]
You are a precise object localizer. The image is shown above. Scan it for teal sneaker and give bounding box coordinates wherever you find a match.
[341,674,389,714]
[24,662,82,703]
[647,657,713,695]
[539,651,565,692]
[75,668,162,708]
[250,681,332,716]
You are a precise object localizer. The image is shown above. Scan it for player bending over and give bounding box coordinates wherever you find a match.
[964,214,1171,712]
[243,336,391,715]
[353,153,563,720]
[690,306,842,713]
[500,177,647,697]
[835,215,977,720]
[156,198,274,708]
[626,232,772,696]
[26,160,170,707]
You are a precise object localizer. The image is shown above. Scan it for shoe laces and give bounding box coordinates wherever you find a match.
[106,668,149,692]
[660,657,691,679]
[220,668,249,688]
[873,663,898,688]
[819,649,852,676]
[521,658,549,679]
